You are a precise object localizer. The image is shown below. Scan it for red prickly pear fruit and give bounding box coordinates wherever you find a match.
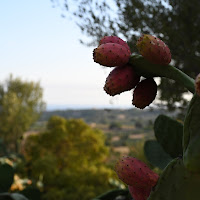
[99,35,131,52]
[136,34,171,65]
[132,78,157,109]
[128,185,154,200]
[115,156,159,188]
[93,43,131,67]
[104,65,140,96]
[195,73,200,96]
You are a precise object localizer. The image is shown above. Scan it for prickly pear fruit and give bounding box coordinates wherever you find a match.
[93,43,131,67]
[136,34,171,65]
[115,156,159,187]
[104,65,140,96]
[132,78,157,109]
[99,36,131,52]
[195,73,200,96]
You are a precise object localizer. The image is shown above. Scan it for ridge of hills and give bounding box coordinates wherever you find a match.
[39,108,176,125]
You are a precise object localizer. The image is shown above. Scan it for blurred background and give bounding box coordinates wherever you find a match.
[0,0,198,200]
[0,0,134,110]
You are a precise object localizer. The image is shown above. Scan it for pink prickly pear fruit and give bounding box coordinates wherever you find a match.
[136,34,171,65]
[132,78,157,109]
[115,156,159,188]
[104,65,140,96]
[128,185,154,200]
[99,35,131,52]
[93,43,131,67]
[195,73,200,96]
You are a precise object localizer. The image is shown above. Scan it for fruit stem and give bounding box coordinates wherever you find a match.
[129,54,195,93]
[165,65,195,94]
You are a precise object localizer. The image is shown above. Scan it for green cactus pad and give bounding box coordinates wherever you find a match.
[144,140,172,169]
[11,193,29,200]
[0,193,28,200]
[20,186,41,200]
[0,163,14,192]
[154,114,183,158]
[148,158,200,200]
[92,189,130,200]
[183,94,200,172]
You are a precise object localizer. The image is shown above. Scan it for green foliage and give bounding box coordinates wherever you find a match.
[129,139,150,166]
[23,116,114,200]
[109,122,122,130]
[40,108,163,126]
[0,163,14,192]
[0,139,7,156]
[0,75,45,153]
[144,140,172,170]
[154,114,183,158]
[135,121,143,129]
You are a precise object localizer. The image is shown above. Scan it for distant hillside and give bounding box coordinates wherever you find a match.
[39,108,176,125]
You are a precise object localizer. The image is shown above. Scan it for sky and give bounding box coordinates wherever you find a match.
[0,0,141,110]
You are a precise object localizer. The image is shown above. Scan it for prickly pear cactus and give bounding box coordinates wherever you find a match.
[147,93,200,200]
[0,163,14,192]
[148,158,200,200]
[154,114,183,158]
[144,140,172,170]
[92,34,200,200]
[183,94,200,173]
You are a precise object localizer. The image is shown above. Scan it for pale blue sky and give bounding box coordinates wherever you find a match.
[0,0,135,110]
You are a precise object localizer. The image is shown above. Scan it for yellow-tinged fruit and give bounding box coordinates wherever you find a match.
[136,34,171,65]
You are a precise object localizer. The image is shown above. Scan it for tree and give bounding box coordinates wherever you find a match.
[0,75,45,153]
[109,121,122,130]
[53,0,200,110]
[23,116,114,200]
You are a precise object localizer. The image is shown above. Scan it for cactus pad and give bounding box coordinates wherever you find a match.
[148,158,200,200]
[144,140,172,169]
[183,94,200,172]
[154,114,183,158]
[0,163,14,192]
